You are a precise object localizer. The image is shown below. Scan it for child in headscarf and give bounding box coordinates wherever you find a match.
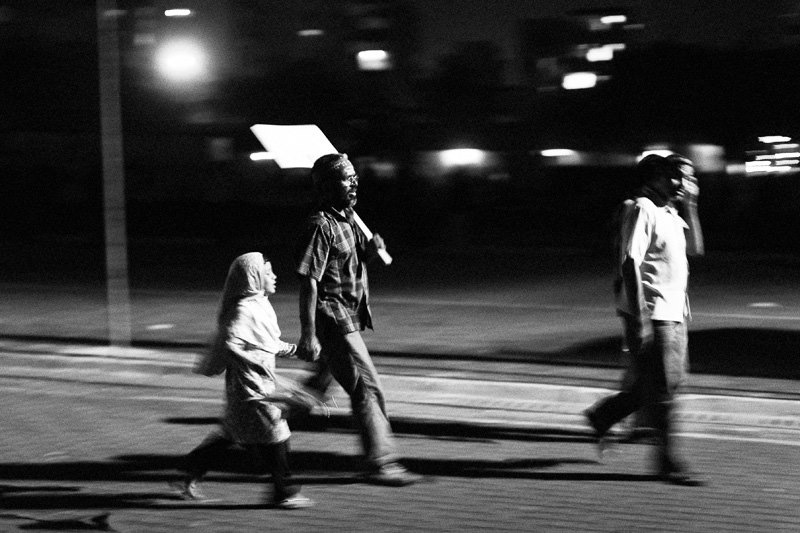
[173,252,314,509]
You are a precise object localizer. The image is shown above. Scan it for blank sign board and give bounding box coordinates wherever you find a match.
[250,124,339,169]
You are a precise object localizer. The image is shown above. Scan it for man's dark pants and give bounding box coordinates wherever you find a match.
[587,314,688,470]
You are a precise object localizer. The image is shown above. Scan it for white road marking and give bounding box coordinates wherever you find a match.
[676,432,800,447]
[376,297,800,321]
[130,395,221,404]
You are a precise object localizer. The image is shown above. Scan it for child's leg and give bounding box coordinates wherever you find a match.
[183,431,232,480]
[250,440,300,502]
[171,430,231,499]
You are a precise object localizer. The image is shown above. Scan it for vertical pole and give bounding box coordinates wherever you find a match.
[97,0,132,346]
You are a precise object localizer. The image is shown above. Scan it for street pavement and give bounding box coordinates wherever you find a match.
[1,245,800,531]
[1,341,799,532]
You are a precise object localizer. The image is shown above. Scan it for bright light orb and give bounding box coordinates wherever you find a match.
[439,149,486,167]
[540,149,578,157]
[155,40,207,82]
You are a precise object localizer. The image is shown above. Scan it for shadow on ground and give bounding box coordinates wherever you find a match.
[163,414,594,444]
[0,418,654,515]
[0,450,647,514]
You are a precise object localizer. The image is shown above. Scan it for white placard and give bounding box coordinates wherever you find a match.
[251,123,392,265]
[250,124,338,169]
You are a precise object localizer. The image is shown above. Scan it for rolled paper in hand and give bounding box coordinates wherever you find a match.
[351,211,393,265]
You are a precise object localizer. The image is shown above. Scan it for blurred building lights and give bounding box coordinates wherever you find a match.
[155,39,207,81]
[562,72,597,89]
[755,152,800,159]
[356,49,393,70]
[540,149,577,157]
[102,9,127,19]
[684,144,726,172]
[164,9,193,17]
[746,135,800,173]
[134,33,156,46]
[439,148,486,167]
[586,43,626,62]
[536,149,592,166]
[298,29,325,37]
[746,163,794,173]
[586,46,613,62]
[600,14,627,25]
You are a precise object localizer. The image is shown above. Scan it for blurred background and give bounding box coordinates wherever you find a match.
[3,0,800,350]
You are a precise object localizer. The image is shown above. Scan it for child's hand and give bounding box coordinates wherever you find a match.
[277,343,298,358]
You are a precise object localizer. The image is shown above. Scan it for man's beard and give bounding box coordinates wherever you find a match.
[640,184,672,207]
[333,194,356,211]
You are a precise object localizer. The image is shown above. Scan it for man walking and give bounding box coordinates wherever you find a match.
[296,153,421,486]
[584,154,705,486]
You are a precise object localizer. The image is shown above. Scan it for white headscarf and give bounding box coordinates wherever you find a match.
[217,252,283,353]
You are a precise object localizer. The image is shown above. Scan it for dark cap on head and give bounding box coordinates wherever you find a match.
[636,154,682,185]
[311,153,350,191]
[666,153,693,169]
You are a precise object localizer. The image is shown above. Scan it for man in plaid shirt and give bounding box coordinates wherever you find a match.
[296,153,421,486]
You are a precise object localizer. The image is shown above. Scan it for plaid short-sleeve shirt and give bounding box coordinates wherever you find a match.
[296,207,373,334]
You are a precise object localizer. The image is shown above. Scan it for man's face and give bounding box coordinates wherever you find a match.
[647,169,683,206]
[323,160,359,210]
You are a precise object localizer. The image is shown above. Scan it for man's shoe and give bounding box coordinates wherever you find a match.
[584,409,610,459]
[169,478,206,500]
[366,463,422,487]
[657,459,706,487]
[275,493,315,510]
[658,468,706,487]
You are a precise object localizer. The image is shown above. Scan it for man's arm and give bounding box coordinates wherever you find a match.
[298,275,321,362]
[682,205,704,257]
[621,255,653,352]
[366,233,388,263]
[618,201,653,351]
[679,174,705,257]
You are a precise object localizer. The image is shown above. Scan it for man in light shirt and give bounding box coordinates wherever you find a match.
[585,154,705,486]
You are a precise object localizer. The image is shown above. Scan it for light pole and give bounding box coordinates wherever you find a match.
[96,0,132,346]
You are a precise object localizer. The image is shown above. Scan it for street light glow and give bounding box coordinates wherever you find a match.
[540,149,577,157]
[155,40,207,82]
[440,148,486,167]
